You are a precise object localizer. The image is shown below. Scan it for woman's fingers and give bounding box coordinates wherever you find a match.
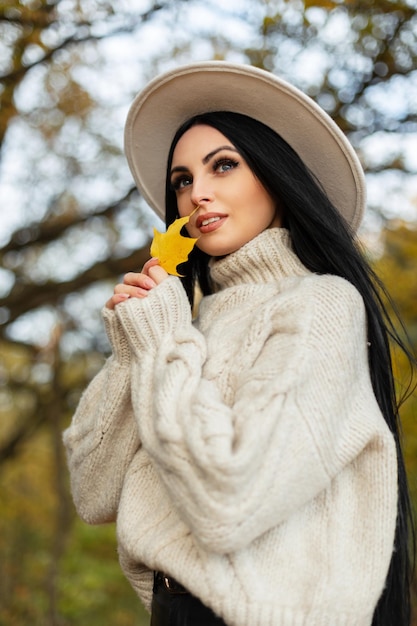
[105,282,150,310]
[105,293,130,310]
[148,264,169,284]
[130,259,169,285]
[142,257,160,275]
[123,272,157,290]
[105,274,153,310]
[105,260,169,310]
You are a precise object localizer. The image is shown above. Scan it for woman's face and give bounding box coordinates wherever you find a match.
[170,124,282,257]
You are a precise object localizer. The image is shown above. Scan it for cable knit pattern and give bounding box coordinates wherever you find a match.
[63,228,397,626]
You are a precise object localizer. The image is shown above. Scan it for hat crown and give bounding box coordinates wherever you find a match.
[124,61,365,231]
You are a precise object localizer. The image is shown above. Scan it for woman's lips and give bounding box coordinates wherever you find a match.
[196,213,227,233]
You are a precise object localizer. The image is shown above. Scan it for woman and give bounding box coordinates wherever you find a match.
[63,62,414,626]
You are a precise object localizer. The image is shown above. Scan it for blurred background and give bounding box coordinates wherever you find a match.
[0,1,416,624]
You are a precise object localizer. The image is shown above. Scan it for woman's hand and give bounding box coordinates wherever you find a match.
[106,258,169,310]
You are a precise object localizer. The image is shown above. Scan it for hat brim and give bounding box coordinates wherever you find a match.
[124,62,365,232]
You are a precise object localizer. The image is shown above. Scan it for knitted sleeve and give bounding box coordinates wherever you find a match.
[63,307,140,524]
[116,275,390,554]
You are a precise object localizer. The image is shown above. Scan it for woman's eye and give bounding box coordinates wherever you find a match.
[214,158,239,173]
[171,175,192,191]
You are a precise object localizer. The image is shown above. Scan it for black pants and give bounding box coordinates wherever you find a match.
[150,572,227,626]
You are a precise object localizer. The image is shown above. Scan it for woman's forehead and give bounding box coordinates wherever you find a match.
[172,125,236,166]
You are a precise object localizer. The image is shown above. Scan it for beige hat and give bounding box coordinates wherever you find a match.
[124,61,366,231]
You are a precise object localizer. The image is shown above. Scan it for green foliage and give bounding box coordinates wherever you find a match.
[0,427,148,626]
[372,223,417,507]
[59,523,148,626]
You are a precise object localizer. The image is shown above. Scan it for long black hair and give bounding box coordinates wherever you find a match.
[165,111,415,626]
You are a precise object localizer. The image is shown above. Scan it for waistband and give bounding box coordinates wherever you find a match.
[154,571,189,594]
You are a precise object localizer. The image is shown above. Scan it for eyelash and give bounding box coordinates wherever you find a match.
[213,157,239,173]
[170,175,191,192]
[170,157,239,191]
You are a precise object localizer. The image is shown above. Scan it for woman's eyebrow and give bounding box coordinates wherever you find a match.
[170,165,188,176]
[202,145,238,164]
[170,145,238,176]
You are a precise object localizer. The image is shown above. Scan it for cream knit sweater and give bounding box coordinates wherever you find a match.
[63,228,397,626]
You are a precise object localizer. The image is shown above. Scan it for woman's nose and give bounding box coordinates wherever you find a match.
[190,176,214,206]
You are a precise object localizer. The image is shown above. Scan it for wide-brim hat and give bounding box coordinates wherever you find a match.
[124,61,366,232]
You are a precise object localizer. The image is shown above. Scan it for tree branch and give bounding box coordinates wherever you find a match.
[1,187,138,254]
[0,3,168,82]
[0,243,151,330]
[0,402,46,463]
[330,10,412,127]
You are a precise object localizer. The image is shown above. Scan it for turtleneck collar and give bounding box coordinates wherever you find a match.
[209,228,310,290]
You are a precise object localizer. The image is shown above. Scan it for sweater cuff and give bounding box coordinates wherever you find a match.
[115,277,192,352]
[102,307,132,365]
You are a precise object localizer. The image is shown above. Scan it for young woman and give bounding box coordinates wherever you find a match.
[63,62,414,626]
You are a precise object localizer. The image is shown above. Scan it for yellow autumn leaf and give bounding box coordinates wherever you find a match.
[150,214,198,277]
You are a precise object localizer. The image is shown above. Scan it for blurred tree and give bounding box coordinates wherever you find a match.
[375,221,417,342]
[246,0,417,222]
[0,2,253,624]
[371,221,417,447]
[372,220,417,617]
[0,0,416,624]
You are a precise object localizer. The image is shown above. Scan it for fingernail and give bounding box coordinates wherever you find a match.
[118,293,130,300]
[144,279,156,289]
